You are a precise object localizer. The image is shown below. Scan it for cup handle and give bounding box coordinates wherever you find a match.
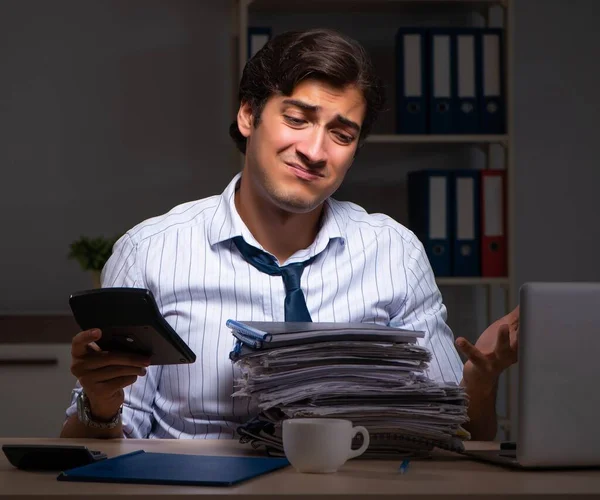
[348,425,370,460]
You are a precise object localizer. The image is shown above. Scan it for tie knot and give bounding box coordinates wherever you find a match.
[280,263,304,292]
[232,236,315,321]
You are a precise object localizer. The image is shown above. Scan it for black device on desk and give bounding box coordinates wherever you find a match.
[69,287,196,365]
[2,444,107,471]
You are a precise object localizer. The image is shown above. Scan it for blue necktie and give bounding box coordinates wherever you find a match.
[233,236,315,322]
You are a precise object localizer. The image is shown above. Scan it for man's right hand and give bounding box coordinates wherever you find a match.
[70,328,151,421]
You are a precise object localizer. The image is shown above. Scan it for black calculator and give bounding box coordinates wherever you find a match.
[2,444,107,471]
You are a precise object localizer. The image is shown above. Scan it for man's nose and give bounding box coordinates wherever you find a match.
[296,128,327,166]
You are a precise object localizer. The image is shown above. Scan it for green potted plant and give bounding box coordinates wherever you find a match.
[68,235,120,288]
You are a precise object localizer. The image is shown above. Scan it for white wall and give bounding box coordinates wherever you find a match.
[514,0,600,287]
[0,0,237,313]
[508,0,600,440]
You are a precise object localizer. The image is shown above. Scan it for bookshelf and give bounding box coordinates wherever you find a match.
[366,134,508,145]
[233,0,514,439]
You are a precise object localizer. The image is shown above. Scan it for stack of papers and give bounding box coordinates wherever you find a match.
[228,321,470,458]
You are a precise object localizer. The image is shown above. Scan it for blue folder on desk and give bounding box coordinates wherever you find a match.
[57,450,289,486]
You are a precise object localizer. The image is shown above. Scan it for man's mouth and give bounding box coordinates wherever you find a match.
[285,161,324,180]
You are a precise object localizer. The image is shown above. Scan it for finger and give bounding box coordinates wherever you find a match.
[509,319,519,351]
[455,338,488,367]
[72,352,151,372]
[76,365,147,384]
[496,325,512,358]
[71,353,150,378]
[86,341,102,353]
[71,329,102,358]
[98,375,139,393]
[509,303,519,326]
[510,332,519,353]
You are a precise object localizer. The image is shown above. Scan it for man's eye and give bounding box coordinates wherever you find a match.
[283,115,306,126]
[334,132,354,144]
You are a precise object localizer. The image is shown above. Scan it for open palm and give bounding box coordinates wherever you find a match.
[455,306,519,389]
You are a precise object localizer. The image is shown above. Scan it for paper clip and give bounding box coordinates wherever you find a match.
[398,459,410,475]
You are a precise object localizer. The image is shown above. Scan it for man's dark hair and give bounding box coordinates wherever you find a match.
[229,28,386,154]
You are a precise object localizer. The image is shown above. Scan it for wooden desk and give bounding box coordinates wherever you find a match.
[2,438,600,499]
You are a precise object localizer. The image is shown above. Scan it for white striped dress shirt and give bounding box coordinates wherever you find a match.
[65,173,464,439]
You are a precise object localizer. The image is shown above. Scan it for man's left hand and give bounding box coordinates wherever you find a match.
[455,305,520,393]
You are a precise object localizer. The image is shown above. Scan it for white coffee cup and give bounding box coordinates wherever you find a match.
[282,418,370,473]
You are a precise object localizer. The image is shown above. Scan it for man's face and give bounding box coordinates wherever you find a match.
[238,79,366,214]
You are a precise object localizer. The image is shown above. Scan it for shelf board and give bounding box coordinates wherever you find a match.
[248,0,506,13]
[366,134,508,145]
[436,277,510,286]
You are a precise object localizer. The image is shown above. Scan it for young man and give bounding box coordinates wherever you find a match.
[61,29,518,441]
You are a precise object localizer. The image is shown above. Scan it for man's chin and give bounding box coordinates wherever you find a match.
[272,194,322,214]
[277,200,320,214]
[262,179,327,214]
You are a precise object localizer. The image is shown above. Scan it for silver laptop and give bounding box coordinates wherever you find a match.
[463,282,600,469]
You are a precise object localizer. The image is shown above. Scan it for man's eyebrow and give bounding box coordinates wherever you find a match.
[282,98,318,113]
[335,114,361,134]
[281,98,361,134]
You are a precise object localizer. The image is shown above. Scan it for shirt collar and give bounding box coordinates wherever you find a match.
[207,173,346,262]
[206,173,249,247]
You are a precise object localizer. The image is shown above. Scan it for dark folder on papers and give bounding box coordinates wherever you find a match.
[57,450,289,486]
[226,320,424,345]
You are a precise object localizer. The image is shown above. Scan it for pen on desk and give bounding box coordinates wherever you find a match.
[398,459,410,475]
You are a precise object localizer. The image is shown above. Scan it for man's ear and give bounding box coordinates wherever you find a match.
[237,101,254,138]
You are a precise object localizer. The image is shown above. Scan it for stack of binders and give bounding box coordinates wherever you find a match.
[227,320,470,458]
[396,27,505,135]
[407,169,507,277]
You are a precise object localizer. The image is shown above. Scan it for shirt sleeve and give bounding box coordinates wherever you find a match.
[389,235,464,385]
[64,234,162,438]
